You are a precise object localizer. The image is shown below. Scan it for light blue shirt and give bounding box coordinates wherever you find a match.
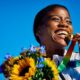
[53,50,80,80]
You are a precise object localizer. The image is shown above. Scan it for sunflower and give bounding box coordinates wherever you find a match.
[1,46,60,80]
[45,58,59,80]
[9,57,36,80]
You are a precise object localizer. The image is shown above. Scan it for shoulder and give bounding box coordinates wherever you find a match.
[64,50,80,60]
[70,52,80,60]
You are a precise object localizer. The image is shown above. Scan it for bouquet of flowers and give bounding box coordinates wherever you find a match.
[0,36,78,80]
[0,46,59,80]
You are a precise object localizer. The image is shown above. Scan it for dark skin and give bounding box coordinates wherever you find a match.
[36,7,80,59]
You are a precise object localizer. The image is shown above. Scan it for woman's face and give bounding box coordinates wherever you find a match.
[39,7,73,48]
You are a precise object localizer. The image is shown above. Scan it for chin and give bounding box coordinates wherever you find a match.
[60,42,68,47]
[55,40,68,48]
[61,38,70,47]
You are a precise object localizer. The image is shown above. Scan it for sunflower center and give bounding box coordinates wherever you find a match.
[19,66,30,76]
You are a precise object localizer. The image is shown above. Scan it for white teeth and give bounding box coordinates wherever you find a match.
[56,31,68,35]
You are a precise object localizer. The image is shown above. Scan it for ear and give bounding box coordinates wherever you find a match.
[36,30,45,44]
[35,25,46,39]
[35,25,43,38]
[35,31,41,38]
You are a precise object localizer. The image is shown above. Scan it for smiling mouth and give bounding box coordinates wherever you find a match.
[51,29,73,41]
[54,30,68,39]
[51,30,73,45]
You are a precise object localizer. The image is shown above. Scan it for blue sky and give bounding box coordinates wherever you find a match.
[0,0,80,79]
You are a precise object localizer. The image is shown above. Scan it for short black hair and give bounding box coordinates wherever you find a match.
[33,4,70,44]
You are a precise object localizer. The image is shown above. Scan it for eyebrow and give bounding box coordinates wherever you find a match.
[47,15,70,20]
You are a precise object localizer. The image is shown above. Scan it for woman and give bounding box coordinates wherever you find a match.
[33,4,80,80]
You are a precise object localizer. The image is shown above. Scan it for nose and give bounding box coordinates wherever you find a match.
[58,20,68,28]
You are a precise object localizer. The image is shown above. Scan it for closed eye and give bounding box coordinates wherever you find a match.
[50,17,60,22]
[66,20,72,25]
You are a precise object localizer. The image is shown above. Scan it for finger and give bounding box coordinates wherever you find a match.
[74,33,80,41]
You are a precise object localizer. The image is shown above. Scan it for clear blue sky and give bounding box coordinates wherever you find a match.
[0,0,80,79]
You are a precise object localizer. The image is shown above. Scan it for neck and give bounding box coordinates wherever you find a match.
[40,40,65,59]
[45,46,65,59]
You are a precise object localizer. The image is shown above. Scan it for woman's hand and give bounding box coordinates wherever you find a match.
[73,33,80,42]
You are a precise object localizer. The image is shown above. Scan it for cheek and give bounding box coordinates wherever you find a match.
[47,21,58,31]
[69,26,73,33]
